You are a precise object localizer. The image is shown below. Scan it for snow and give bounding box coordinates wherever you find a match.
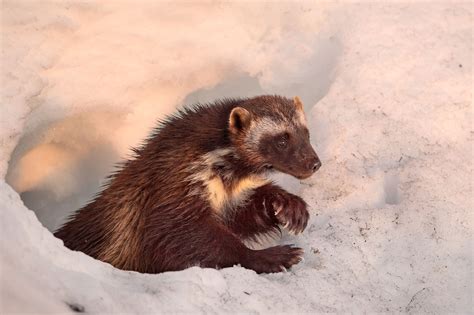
[1,1,472,314]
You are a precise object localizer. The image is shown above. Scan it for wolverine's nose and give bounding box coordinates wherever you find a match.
[310,156,321,173]
[312,160,322,172]
[300,145,321,174]
[305,155,321,173]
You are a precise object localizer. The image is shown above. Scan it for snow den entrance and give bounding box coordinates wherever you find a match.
[5,110,126,231]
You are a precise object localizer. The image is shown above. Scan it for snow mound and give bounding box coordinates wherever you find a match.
[1,2,472,313]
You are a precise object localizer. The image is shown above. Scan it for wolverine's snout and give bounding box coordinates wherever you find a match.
[300,145,321,174]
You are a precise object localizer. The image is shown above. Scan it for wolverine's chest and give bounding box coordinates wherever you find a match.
[204,174,269,213]
[188,149,270,214]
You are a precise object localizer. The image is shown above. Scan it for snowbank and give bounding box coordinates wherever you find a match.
[1,1,472,313]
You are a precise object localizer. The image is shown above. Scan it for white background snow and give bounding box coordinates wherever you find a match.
[1,1,472,313]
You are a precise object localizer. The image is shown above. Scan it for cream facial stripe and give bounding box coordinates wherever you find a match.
[247,117,287,146]
[247,113,306,147]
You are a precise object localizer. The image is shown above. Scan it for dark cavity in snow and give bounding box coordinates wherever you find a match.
[6,35,342,233]
[5,111,123,232]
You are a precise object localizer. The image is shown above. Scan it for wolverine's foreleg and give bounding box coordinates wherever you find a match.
[226,184,310,240]
[152,216,303,274]
[199,218,303,273]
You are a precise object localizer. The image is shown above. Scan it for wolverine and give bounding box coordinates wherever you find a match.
[55,95,321,274]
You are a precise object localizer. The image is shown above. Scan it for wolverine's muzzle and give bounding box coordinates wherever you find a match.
[294,145,321,179]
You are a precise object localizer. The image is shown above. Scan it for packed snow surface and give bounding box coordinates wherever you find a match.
[1,1,472,313]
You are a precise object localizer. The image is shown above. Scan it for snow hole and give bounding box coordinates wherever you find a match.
[5,34,341,233]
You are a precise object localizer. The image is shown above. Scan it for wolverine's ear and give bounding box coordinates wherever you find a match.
[293,96,304,111]
[229,107,252,133]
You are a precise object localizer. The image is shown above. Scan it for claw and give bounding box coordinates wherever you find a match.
[274,206,283,216]
[294,248,304,257]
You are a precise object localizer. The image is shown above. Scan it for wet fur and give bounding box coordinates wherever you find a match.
[55,96,314,274]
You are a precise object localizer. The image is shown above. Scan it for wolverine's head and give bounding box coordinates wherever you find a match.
[228,95,321,180]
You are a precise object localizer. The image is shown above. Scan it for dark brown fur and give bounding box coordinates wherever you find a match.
[55,95,320,274]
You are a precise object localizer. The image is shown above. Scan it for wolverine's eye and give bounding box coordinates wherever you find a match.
[277,139,287,149]
[276,133,289,149]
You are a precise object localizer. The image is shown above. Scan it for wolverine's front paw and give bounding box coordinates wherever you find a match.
[271,193,309,234]
[244,245,303,273]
